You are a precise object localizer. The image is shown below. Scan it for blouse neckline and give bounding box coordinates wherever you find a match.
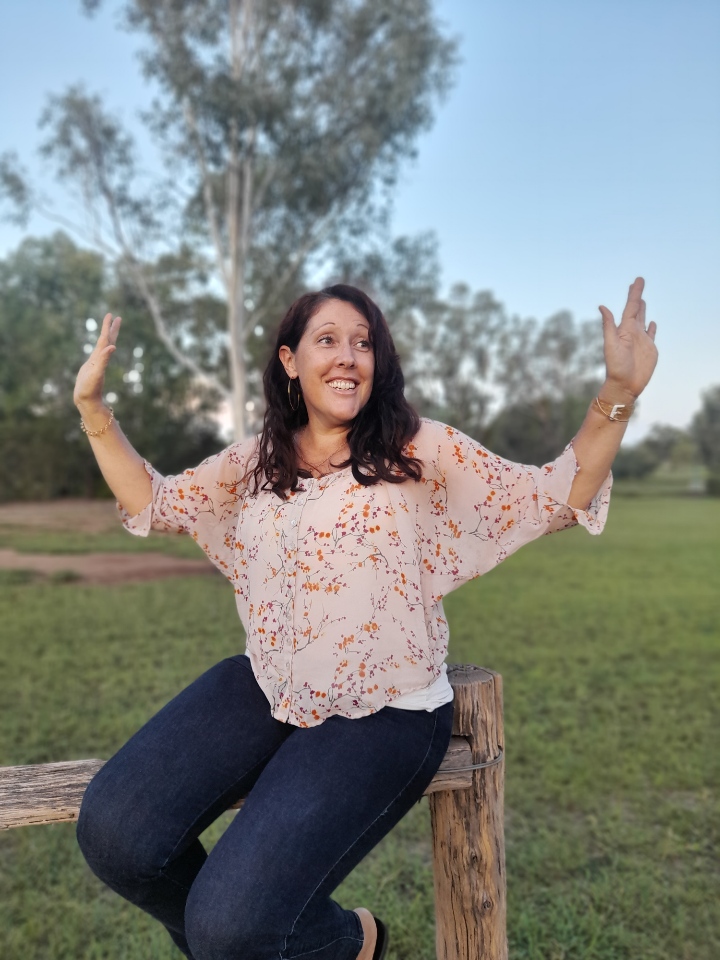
[297,465,354,487]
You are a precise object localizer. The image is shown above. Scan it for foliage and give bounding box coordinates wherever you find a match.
[1,498,719,958]
[483,309,604,465]
[0,232,223,501]
[692,384,720,495]
[612,423,700,482]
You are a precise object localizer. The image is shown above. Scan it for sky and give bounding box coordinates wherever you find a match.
[1,0,718,443]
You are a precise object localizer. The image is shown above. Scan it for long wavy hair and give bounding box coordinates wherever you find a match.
[248,284,422,499]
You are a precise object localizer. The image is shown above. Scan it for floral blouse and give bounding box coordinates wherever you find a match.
[119,418,611,727]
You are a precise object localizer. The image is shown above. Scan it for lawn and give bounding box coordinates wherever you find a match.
[0,497,718,959]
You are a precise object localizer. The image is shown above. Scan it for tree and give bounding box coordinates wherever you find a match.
[0,232,223,501]
[611,424,698,481]
[1,0,456,440]
[692,384,720,495]
[484,310,604,464]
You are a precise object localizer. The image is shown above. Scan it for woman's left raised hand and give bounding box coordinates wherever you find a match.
[599,277,658,402]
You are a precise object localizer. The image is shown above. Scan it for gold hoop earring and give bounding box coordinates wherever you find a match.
[287,377,300,411]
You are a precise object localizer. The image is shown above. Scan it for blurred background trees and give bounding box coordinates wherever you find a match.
[4,225,711,502]
[692,386,720,495]
[0,232,223,500]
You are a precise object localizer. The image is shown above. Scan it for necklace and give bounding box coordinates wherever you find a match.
[294,431,349,472]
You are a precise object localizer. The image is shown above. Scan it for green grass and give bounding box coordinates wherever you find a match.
[0,525,201,558]
[1,498,718,959]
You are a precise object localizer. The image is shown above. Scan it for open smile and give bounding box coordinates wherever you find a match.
[326,379,359,392]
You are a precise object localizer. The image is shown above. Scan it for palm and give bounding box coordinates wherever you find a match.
[74,313,121,406]
[600,278,658,398]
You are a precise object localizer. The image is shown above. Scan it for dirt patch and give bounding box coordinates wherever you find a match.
[0,500,219,585]
[0,499,119,535]
[0,548,217,586]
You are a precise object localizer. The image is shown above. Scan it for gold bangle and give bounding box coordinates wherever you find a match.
[80,406,115,437]
[593,396,634,422]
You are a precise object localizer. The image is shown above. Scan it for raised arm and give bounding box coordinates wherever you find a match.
[73,312,153,517]
[567,277,658,510]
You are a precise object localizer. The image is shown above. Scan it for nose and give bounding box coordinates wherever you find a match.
[335,340,356,367]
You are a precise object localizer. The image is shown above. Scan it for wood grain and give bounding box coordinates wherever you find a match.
[0,738,474,829]
[429,664,507,960]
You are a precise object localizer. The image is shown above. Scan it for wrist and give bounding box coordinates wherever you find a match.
[597,380,637,407]
[75,396,107,415]
[77,402,115,437]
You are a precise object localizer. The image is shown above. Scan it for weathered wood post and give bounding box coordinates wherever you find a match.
[430,664,506,960]
[0,663,507,959]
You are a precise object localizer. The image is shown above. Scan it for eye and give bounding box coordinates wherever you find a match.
[318,335,334,345]
[357,339,371,350]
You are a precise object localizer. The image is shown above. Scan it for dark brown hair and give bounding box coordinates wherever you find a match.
[248,284,422,498]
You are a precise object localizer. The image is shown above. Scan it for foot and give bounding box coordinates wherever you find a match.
[353,907,377,960]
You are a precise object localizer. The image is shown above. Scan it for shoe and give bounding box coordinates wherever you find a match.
[371,914,389,960]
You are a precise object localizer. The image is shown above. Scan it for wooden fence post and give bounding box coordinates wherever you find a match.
[429,663,507,960]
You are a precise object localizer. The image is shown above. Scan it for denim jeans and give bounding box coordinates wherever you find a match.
[76,654,455,960]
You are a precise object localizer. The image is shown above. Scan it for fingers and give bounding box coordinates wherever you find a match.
[647,320,657,342]
[108,314,121,345]
[95,313,122,348]
[598,305,616,332]
[621,276,644,322]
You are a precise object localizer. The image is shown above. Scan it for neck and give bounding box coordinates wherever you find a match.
[298,416,350,448]
[295,421,350,475]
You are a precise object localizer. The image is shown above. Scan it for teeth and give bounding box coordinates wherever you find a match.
[328,380,357,391]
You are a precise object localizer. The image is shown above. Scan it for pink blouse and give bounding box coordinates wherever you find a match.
[119,418,611,727]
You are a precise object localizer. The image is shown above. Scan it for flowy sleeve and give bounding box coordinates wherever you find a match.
[117,436,259,578]
[412,419,611,597]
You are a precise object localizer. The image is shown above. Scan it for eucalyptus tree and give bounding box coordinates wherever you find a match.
[1,0,455,440]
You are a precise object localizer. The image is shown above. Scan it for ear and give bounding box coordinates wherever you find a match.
[278,345,297,379]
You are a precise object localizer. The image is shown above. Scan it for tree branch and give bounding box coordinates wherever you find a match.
[125,257,230,400]
[182,98,230,293]
[248,214,338,335]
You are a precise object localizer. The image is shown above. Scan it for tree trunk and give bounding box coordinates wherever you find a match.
[226,0,254,443]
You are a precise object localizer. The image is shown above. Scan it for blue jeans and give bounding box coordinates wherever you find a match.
[76,654,455,960]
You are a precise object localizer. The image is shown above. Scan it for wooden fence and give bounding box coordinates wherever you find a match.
[0,663,506,960]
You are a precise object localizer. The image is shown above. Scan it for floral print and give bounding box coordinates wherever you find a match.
[119,419,611,727]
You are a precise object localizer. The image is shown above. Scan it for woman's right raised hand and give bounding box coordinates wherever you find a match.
[73,313,122,411]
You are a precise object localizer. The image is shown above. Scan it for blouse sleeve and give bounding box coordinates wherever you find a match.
[413,419,612,597]
[117,436,259,578]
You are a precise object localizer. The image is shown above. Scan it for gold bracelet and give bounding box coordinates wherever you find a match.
[80,406,115,437]
[593,396,634,422]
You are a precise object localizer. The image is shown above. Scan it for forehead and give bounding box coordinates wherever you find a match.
[305,299,369,335]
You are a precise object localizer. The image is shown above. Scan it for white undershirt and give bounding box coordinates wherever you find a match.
[387,662,455,712]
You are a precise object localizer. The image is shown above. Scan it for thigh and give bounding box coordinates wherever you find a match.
[186,700,455,948]
[77,655,295,873]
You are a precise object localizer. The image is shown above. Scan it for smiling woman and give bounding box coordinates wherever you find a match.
[72,279,656,960]
[253,284,422,498]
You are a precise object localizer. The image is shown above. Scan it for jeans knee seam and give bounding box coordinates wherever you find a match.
[282,710,440,959]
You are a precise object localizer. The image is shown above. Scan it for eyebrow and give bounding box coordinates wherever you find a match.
[311,320,370,334]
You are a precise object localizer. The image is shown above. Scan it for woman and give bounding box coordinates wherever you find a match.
[74,279,657,960]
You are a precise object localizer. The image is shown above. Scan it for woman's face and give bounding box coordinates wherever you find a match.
[279,299,375,430]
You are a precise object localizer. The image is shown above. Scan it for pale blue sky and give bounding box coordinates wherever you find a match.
[1,0,718,441]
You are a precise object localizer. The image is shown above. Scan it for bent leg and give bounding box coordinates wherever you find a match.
[185,700,455,960]
[76,655,294,957]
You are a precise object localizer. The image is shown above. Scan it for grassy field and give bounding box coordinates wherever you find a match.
[1,497,718,959]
